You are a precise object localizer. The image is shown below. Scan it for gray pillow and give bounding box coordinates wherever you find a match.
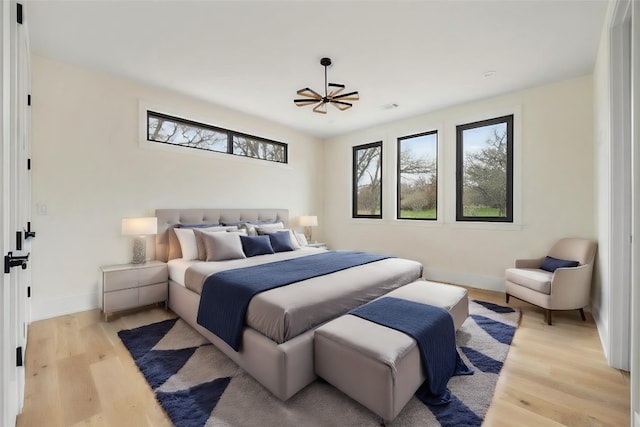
[194,226,238,260]
[203,232,246,261]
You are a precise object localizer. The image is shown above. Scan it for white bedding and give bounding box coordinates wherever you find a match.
[167,259,199,286]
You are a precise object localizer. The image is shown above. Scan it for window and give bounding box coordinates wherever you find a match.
[397,131,438,220]
[456,115,513,222]
[353,142,383,218]
[147,111,287,163]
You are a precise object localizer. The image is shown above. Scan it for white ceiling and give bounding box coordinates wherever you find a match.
[26,0,608,139]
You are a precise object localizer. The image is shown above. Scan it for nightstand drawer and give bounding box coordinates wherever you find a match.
[139,282,168,305]
[139,266,168,286]
[103,269,138,292]
[104,288,139,312]
[99,261,169,321]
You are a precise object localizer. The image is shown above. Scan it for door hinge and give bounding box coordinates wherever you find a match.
[16,347,23,367]
[27,286,31,298]
[27,94,31,106]
[27,158,31,170]
[17,3,23,24]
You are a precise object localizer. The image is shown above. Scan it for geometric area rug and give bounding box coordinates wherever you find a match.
[118,300,520,427]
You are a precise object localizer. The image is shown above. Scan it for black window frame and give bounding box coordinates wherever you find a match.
[146,110,288,164]
[352,141,383,219]
[456,114,514,222]
[396,130,438,221]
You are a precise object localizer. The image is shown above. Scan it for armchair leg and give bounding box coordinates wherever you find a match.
[546,310,552,325]
[579,308,586,321]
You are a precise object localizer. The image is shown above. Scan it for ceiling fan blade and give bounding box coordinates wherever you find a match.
[332,91,359,101]
[294,99,320,106]
[331,100,353,111]
[296,87,322,99]
[328,83,345,97]
[313,102,328,114]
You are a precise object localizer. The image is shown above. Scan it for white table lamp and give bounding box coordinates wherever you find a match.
[122,217,158,264]
[299,215,318,243]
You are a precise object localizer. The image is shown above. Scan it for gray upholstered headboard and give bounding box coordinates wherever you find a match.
[154,208,289,262]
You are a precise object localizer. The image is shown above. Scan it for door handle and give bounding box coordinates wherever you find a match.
[4,252,29,274]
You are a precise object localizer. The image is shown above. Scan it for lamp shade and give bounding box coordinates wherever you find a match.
[122,217,158,236]
[299,215,318,227]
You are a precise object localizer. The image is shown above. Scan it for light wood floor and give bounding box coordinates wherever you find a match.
[16,289,630,427]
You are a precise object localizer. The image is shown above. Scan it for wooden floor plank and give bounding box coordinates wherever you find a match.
[57,353,101,426]
[16,291,630,427]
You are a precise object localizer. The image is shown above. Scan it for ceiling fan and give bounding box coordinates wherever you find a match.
[294,57,360,114]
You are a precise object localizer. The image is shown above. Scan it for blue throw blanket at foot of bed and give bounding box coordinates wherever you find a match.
[349,297,473,405]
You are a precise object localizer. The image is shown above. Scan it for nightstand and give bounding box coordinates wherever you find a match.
[307,242,328,250]
[99,260,168,321]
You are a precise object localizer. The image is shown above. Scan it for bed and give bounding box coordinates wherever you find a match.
[155,208,423,400]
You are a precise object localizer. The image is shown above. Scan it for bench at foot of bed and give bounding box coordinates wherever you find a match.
[314,280,468,422]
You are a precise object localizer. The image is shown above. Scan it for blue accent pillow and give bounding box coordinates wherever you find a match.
[540,256,579,272]
[268,231,294,252]
[240,235,275,257]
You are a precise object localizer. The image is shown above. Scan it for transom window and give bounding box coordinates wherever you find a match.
[353,142,383,219]
[147,111,287,163]
[397,131,438,220]
[456,115,513,222]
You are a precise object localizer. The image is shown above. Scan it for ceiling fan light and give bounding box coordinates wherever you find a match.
[294,58,358,113]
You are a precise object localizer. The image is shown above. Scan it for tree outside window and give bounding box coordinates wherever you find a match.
[353,142,383,218]
[456,115,513,222]
[397,131,437,220]
[147,111,287,164]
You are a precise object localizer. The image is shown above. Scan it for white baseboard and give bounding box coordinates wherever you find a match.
[423,267,505,292]
[30,292,99,322]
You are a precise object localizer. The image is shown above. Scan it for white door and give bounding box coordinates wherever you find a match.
[1,1,31,425]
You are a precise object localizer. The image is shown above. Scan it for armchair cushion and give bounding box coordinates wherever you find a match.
[540,256,579,273]
[505,268,553,294]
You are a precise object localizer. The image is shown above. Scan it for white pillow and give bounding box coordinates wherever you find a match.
[287,229,301,250]
[295,232,308,247]
[202,231,246,261]
[174,228,198,261]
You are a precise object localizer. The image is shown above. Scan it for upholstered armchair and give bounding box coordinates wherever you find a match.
[505,238,597,325]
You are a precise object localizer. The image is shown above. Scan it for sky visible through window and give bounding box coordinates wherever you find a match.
[399,133,436,185]
[462,123,506,152]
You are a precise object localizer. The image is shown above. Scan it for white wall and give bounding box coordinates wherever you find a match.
[323,76,595,291]
[593,0,613,362]
[30,55,323,320]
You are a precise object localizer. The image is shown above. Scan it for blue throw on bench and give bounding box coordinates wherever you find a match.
[197,251,392,351]
[349,297,473,405]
